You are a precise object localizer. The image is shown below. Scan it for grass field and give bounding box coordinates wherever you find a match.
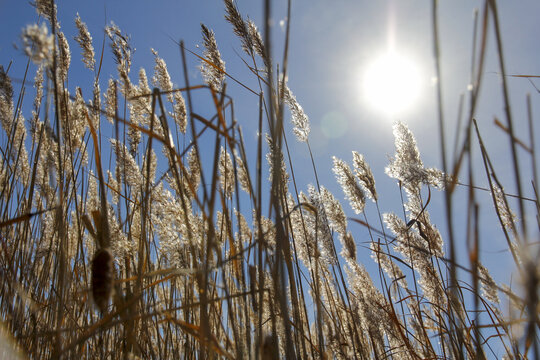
[0,0,538,358]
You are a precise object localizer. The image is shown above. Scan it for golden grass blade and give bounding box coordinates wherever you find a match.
[494,118,532,153]
[162,315,235,359]
[0,208,52,228]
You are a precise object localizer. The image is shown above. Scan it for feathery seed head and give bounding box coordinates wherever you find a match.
[90,81,100,128]
[246,19,268,68]
[282,83,310,143]
[149,50,186,132]
[107,170,120,205]
[235,209,252,244]
[111,139,143,188]
[0,66,14,129]
[31,0,56,21]
[173,91,187,133]
[385,121,424,191]
[492,183,517,232]
[187,147,201,193]
[74,13,96,70]
[57,31,70,82]
[308,184,338,265]
[30,66,44,136]
[219,147,235,198]
[266,133,289,194]
[386,121,446,194]
[319,186,347,235]
[106,22,132,87]
[128,68,151,138]
[253,210,276,252]
[332,156,366,214]
[370,240,406,287]
[233,149,251,195]
[103,79,116,124]
[478,262,500,304]
[200,24,226,92]
[151,49,173,101]
[288,193,317,267]
[21,23,54,66]
[352,151,378,201]
[341,231,357,262]
[224,0,253,54]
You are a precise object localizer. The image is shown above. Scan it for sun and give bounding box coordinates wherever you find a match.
[362,51,422,116]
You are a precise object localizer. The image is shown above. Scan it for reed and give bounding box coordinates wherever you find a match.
[0,0,537,358]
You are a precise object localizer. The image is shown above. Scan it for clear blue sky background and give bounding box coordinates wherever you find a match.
[1,0,539,307]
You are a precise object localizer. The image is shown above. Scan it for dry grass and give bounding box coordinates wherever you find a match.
[0,0,538,359]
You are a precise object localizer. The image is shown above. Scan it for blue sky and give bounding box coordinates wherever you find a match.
[1,0,539,310]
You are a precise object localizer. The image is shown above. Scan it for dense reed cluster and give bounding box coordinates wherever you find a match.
[0,0,538,359]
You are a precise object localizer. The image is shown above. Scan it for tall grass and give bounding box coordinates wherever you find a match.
[0,0,538,358]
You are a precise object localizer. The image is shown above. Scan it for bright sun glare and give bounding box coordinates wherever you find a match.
[362,51,422,116]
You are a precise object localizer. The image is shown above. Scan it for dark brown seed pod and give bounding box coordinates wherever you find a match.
[261,334,279,360]
[91,248,114,313]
